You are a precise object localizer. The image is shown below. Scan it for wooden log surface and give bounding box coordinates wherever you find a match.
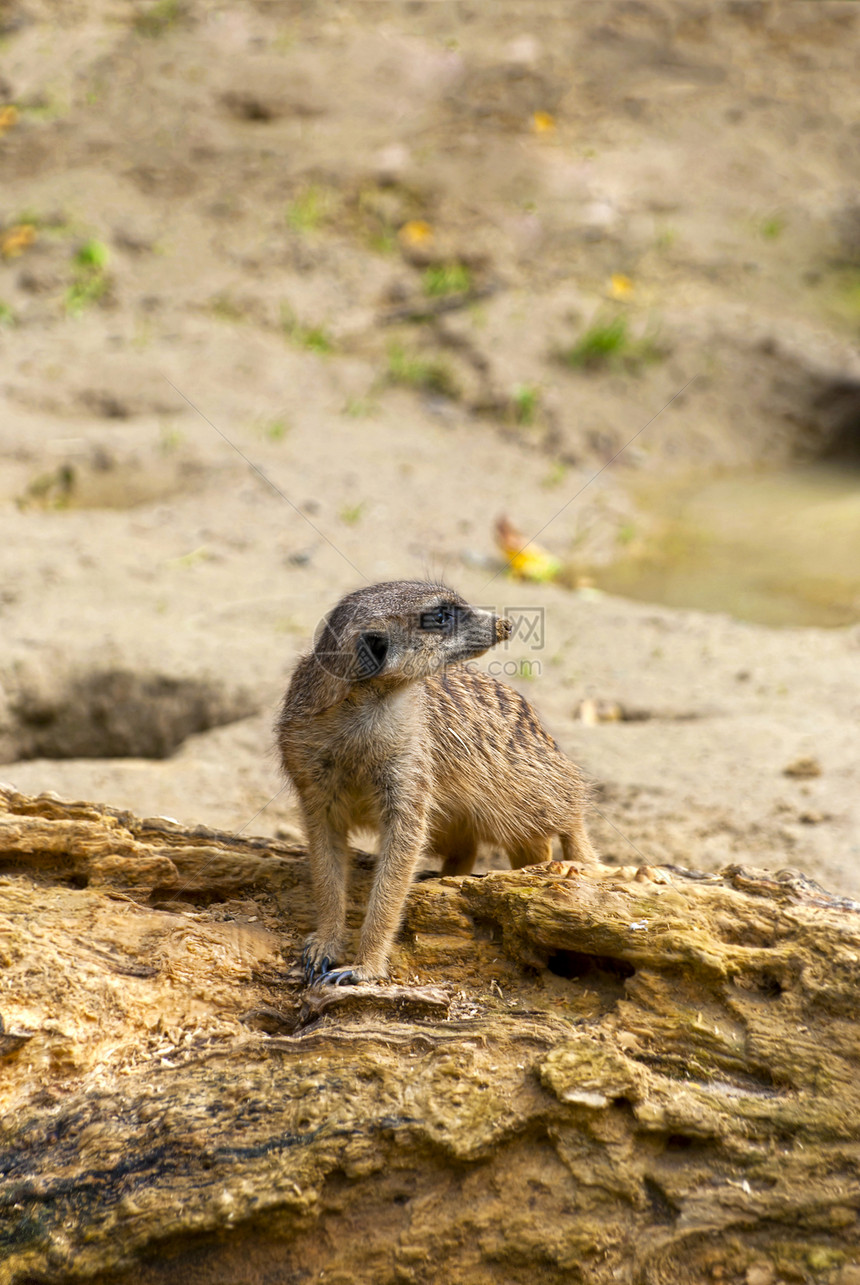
[1,785,860,1285]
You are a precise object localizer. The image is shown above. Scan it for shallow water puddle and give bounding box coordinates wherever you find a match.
[589,465,860,628]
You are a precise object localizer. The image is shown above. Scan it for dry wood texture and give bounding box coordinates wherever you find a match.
[1,785,859,1285]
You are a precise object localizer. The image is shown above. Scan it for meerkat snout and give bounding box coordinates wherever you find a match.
[277,580,597,986]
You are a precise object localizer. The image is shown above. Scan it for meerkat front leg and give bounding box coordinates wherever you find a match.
[319,793,429,985]
[301,809,351,983]
[356,805,428,981]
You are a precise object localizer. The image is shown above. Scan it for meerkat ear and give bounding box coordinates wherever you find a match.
[356,631,389,677]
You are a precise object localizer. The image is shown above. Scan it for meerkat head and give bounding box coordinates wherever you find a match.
[313,581,511,689]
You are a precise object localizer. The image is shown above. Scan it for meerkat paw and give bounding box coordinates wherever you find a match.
[313,960,387,986]
[316,966,358,986]
[301,935,345,985]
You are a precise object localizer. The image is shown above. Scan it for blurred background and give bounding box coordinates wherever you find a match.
[1,0,858,890]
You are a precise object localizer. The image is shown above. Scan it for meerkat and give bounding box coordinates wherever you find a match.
[276,580,596,985]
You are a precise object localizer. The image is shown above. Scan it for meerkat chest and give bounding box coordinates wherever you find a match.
[343,686,417,748]
[310,688,420,782]
[301,689,423,826]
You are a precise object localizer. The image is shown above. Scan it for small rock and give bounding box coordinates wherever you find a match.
[506,35,540,65]
[460,549,501,572]
[782,756,821,779]
[578,698,600,726]
[580,200,618,238]
[373,143,410,184]
[287,549,313,567]
[576,698,622,725]
[746,1264,775,1285]
[634,866,671,884]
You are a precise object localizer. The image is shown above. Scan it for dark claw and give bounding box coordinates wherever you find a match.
[300,945,344,985]
[319,968,357,987]
[301,944,326,983]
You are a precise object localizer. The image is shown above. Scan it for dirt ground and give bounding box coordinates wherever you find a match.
[1,0,859,893]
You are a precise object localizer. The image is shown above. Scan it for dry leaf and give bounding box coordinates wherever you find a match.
[495,514,561,582]
[1,223,37,259]
[0,105,19,136]
[532,111,556,134]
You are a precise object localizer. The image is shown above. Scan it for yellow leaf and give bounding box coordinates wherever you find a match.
[495,515,561,582]
[399,220,433,247]
[0,105,19,136]
[1,224,36,259]
[609,273,633,299]
[532,110,556,134]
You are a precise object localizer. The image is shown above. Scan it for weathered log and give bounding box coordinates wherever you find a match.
[1,785,859,1285]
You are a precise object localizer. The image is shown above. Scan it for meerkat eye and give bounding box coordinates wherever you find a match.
[421,604,456,631]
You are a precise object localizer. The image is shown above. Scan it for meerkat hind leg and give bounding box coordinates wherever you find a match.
[560,821,598,866]
[508,836,553,870]
[434,819,479,877]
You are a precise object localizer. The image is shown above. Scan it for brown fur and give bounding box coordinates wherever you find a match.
[276,581,596,982]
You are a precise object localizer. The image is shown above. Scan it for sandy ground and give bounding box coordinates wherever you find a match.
[1,0,859,893]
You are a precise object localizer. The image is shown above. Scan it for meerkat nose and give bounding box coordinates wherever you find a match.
[496,616,513,641]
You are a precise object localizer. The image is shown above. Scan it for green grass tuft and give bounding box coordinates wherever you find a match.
[386,343,458,397]
[562,314,663,372]
[73,240,109,269]
[134,0,183,37]
[339,502,365,525]
[159,425,184,453]
[280,304,334,353]
[65,240,110,316]
[565,315,628,367]
[261,418,290,441]
[286,187,329,234]
[541,460,568,489]
[422,262,472,297]
[208,292,247,323]
[512,384,540,426]
[343,397,378,418]
[759,214,786,240]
